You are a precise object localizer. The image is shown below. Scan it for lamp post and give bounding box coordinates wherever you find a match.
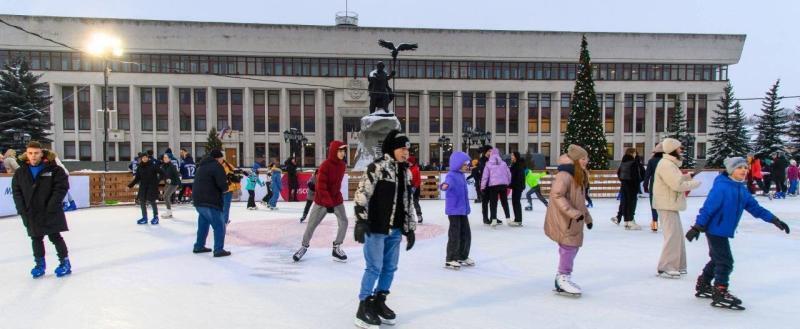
[86,32,124,173]
[461,127,492,151]
[283,128,306,167]
[436,135,452,168]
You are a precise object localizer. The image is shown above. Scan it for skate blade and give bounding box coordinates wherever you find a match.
[694,292,713,299]
[656,273,681,279]
[380,317,397,325]
[445,266,461,270]
[711,302,745,310]
[332,258,348,263]
[553,289,581,297]
[354,318,380,329]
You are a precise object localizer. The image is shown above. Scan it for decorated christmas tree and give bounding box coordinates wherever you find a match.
[562,35,609,169]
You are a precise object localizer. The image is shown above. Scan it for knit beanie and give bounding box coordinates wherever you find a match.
[724,157,748,175]
[566,144,588,161]
[381,130,410,156]
[661,138,682,154]
[210,149,224,159]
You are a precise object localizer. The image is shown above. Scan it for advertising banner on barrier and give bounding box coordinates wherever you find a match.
[0,175,91,217]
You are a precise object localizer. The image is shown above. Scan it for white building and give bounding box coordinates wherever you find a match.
[0,14,745,168]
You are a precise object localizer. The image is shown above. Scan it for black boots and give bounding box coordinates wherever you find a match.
[355,296,381,328]
[374,291,397,325]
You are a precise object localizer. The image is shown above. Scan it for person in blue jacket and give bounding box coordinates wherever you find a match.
[686,157,790,310]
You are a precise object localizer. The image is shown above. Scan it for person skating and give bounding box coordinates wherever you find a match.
[299,169,318,222]
[128,152,165,225]
[543,145,593,297]
[268,163,282,210]
[746,153,764,195]
[788,159,799,196]
[178,149,195,203]
[12,141,72,278]
[192,149,231,257]
[524,169,548,211]
[466,159,482,204]
[477,146,492,221]
[285,157,299,202]
[161,153,181,219]
[408,156,424,224]
[440,151,474,269]
[643,143,664,232]
[771,152,789,199]
[261,163,273,205]
[293,141,349,262]
[245,164,265,210]
[4,148,20,173]
[480,148,511,227]
[612,148,645,230]
[686,157,791,310]
[353,130,416,328]
[653,138,701,278]
[508,151,527,226]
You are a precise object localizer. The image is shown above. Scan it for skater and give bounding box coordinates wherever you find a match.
[788,159,799,196]
[221,159,243,224]
[128,152,165,225]
[4,148,20,173]
[761,157,773,197]
[408,156,424,224]
[299,169,318,222]
[612,148,645,230]
[268,163,282,209]
[261,163,273,205]
[245,164,265,210]
[746,153,764,195]
[50,152,77,212]
[467,159,482,204]
[353,130,416,328]
[477,146,492,222]
[179,149,196,203]
[643,143,664,232]
[480,148,511,227]
[509,151,527,226]
[285,157,299,202]
[652,138,701,278]
[161,154,181,219]
[544,144,593,297]
[771,152,789,199]
[293,141,349,262]
[192,149,231,257]
[525,169,548,211]
[12,141,72,278]
[686,157,791,310]
[440,151,474,269]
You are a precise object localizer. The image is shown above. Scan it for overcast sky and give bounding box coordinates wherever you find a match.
[2,0,798,114]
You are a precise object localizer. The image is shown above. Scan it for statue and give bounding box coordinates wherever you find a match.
[367,61,395,114]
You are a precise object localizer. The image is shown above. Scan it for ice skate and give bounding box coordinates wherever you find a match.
[354,296,381,329]
[458,258,475,267]
[490,218,499,228]
[332,244,348,262]
[293,246,308,262]
[554,274,582,297]
[508,221,522,227]
[150,216,159,225]
[695,276,713,298]
[711,285,745,310]
[525,205,533,211]
[136,217,148,225]
[445,260,462,270]
[31,258,46,278]
[610,216,621,225]
[54,257,71,277]
[162,209,173,219]
[650,221,658,232]
[657,270,682,279]
[624,221,642,230]
[374,291,397,325]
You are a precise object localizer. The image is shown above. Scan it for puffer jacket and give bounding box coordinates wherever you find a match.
[441,152,471,216]
[12,151,70,237]
[526,171,547,188]
[480,148,511,190]
[543,155,593,247]
[694,172,775,238]
[354,154,416,234]
[315,140,347,208]
[652,154,701,211]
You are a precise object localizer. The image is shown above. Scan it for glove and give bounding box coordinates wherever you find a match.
[685,225,704,242]
[404,230,415,251]
[166,179,172,185]
[586,222,593,230]
[354,220,369,244]
[773,218,790,234]
[327,207,335,214]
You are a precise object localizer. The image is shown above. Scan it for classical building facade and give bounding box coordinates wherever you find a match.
[0,14,745,168]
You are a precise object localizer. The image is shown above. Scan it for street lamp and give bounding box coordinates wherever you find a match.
[436,135,452,168]
[86,32,124,173]
[461,127,492,151]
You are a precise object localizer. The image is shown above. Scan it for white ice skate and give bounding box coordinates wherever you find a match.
[624,221,642,230]
[657,270,682,279]
[508,221,522,227]
[490,219,499,228]
[445,261,462,270]
[458,258,475,267]
[162,209,172,219]
[554,274,582,297]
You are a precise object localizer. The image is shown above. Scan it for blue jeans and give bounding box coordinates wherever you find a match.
[789,180,798,195]
[701,233,733,286]
[269,186,281,207]
[194,206,226,252]
[222,192,233,223]
[359,229,403,301]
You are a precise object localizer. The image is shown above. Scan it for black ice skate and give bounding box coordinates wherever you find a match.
[710,285,745,310]
[374,291,397,325]
[354,296,382,329]
[694,276,713,298]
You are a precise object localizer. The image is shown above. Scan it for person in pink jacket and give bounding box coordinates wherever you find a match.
[480,148,511,227]
[788,159,799,196]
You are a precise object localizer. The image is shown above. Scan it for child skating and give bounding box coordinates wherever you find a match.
[440,151,474,270]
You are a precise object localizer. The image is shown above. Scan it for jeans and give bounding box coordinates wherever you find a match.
[31,233,68,259]
[789,179,799,195]
[446,215,471,261]
[194,206,226,252]
[269,186,280,207]
[359,228,403,301]
[222,192,233,223]
[526,186,548,207]
[701,233,734,286]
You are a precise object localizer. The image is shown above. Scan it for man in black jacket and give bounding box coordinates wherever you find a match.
[12,141,72,278]
[128,152,165,225]
[477,145,492,223]
[192,149,231,257]
[285,157,299,201]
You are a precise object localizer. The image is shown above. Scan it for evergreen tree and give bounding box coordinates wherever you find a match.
[706,83,750,167]
[0,58,53,151]
[206,127,222,154]
[562,35,609,169]
[789,105,800,157]
[753,79,788,157]
[667,99,696,169]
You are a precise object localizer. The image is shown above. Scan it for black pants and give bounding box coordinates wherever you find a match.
[140,198,158,218]
[474,182,482,202]
[649,193,658,222]
[761,175,772,195]
[247,190,256,208]
[585,186,593,206]
[301,199,313,218]
[701,233,733,286]
[511,187,523,222]
[774,177,787,194]
[526,186,548,207]
[481,189,489,222]
[412,188,422,217]
[262,185,273,203]
[486,185,510,220]
[617,180,639,222]
[31,233,68,259]
[446,215,471,262]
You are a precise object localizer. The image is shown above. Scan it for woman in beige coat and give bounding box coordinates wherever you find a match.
[544,145,593,296]
[652,138,701,278]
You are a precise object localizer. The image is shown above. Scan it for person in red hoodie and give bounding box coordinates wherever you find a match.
[293,141,349,262]
[408,156,424,224]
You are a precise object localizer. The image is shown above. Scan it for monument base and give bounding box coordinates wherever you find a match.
[353,109,401,171]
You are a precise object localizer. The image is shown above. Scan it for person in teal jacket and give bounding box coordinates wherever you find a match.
[524,170,548,210]
[685,157,790,310]
[245,165,265,210]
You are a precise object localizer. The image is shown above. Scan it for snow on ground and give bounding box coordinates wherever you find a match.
[0,197,798,329]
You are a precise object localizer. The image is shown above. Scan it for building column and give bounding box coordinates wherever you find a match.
[614,92,625,161]
[520,91,529,153]
[419,90,430,165]
[553,92,563,161]
[454,90,463,153]
[243,87,254,166]
[90,84,102,161]
[279,88,289,161]
[206,86,217,131]
[315,88,325,166]
[644,92,657,156]
[130,85,141,154]
[50,82,63,156]
[169,86,180,150]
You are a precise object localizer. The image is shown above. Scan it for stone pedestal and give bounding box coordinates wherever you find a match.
[353,109,401,170]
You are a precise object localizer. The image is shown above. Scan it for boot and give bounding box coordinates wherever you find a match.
[555,274,581,296]
[711,284,745,310]
[374,291,397,325]
[55,257,72,277]
[136,217,148,225]
[695,276,713,298]
[417,214,423,224]
[31,257,46,278]
[650,221,658,232]
[624,221,642,230]
[354,296,382,328]
[162,209,172,219]
[293,246,308,262]
[332,244,348,262]
[151,216,160,225]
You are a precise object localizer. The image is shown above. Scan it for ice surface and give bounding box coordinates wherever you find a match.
[0,197,797,328]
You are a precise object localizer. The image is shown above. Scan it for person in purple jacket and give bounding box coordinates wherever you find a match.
[480,148,511,227]
[686,157,790,310]
[440,151,474,270]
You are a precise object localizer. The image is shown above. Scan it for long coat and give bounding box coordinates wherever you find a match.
[12,151,70,237]
[543,155,593,247]
[128,160,164,201]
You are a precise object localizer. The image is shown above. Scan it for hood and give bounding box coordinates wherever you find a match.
[327,140,346,162]
[488,148,504,165]
[449,152,471,173]
[18,150,56,166]
[183,155,195,164]
[408,156,417,166]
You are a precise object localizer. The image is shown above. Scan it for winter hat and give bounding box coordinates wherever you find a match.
[791,159,797,166]
[210,149,224,159]
[566,144,588,161]
[381,130,410,156]
[653,143,664,154]
[661,138,682,154]
[724,157,748,175]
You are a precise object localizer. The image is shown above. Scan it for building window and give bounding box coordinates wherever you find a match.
[635,94,646,133]
[62,86,75,131]
[656,94,666,133]
[528,93,539,133]
[462,92,474,130]
[253,90,266,133]
[77,87,90,130]
[194,88,207,131]
[79,141,91,161]
[216,89,229,129]
[195,144,206,159]
[325,91,335,143]
[268,90,280,133]
[697,142,707,159]
[142,142,153,155]
[155,88,168,131]
[508,93,519,134]
[541,93,551,133]
[268,143,281,164]
[443,92,454,134]
[303,143,315,167]
[409,93,420,133]
[603,94,615,133]
[429,143,440,165]
[157,142,170,156]
[429,92,441,134]
[560,93,571,133]
[106,142,116,161]
[119,142,131,161]
[475,93,487,131]
[289,90,301,130]
[606,143,615,160]
[698,94,707,133]
[117,87,130,131]
[230,89,243,131]
[64,141,76,160]
[141,88,153,131]
[303,90,315,133]
[624,94,633,133]
[179,88,192,131]
[495,93,506,134]
[254,143,266,162]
